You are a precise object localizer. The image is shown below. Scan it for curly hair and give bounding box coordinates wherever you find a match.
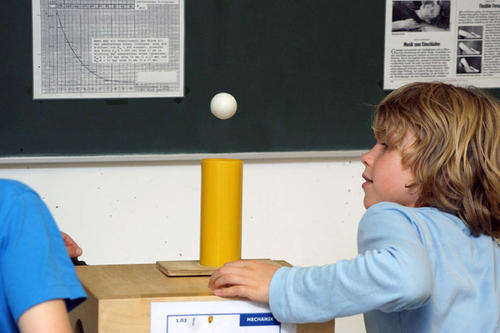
[373,82,500,238]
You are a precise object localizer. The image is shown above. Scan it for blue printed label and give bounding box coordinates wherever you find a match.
[240,313,280,326]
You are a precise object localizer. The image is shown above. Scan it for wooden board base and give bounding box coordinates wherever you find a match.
[156,259,288,277]
[156,260,217,276]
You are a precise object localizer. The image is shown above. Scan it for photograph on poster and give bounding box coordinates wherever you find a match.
[391,1,451,32]
[458,25,483,39]
[457,57,482,74]
[458,41,482,55]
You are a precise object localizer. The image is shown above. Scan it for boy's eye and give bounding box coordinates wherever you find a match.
[379,142,389,149]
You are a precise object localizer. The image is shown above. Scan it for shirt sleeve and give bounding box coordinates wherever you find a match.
[1,189,86,321]
[392,5,422,23]
[268,202,433,323]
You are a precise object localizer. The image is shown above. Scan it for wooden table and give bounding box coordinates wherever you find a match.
[69,263,334,333]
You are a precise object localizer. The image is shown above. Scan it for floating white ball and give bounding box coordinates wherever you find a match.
[210,92,237,119]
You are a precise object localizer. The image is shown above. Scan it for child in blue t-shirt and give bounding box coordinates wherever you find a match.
[209,82,500,332]
[0,179,86,333]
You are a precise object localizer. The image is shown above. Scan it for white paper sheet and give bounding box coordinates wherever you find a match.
[32,0,184,99]
[150,300,296,333]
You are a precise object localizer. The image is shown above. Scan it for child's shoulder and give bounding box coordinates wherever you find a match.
[0,179,38,200]
[366,201,447,217]
[364,201,453,222]
[362,201,468,236]
[0,180,43,229]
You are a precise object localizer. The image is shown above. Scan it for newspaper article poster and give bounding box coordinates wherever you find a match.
[384,0,500,89]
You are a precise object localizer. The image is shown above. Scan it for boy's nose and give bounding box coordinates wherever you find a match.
[361,148,374,166]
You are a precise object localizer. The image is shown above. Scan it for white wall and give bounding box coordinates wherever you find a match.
[0,157,367,332]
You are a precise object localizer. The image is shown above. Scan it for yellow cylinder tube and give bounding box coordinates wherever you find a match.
[200,158,242,267]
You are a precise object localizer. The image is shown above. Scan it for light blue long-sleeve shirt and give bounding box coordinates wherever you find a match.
[269,202,500,332]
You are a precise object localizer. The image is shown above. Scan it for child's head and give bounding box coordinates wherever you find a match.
[373,81,500,238]
[418,1,442,21]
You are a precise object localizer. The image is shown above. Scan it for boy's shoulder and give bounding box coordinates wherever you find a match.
[366,201,441,216]
[0,178,34,191]
[364,201,418,217]
[365,201,449,221]
[0,179,38,200]
[0,180,43,231]
[363,201,468,235]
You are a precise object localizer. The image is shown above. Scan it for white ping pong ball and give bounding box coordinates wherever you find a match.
[210,92,238,120]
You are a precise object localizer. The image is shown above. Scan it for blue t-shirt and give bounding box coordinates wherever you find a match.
[269,202,500,332]
[0,179,86,333]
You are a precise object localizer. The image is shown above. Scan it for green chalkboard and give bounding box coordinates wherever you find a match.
[1,1,393,158]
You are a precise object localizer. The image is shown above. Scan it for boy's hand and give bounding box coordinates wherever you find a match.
[60,231,83,258]
[208,260,280,304]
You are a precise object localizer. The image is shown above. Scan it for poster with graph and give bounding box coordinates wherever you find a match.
[32,0,184,99]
